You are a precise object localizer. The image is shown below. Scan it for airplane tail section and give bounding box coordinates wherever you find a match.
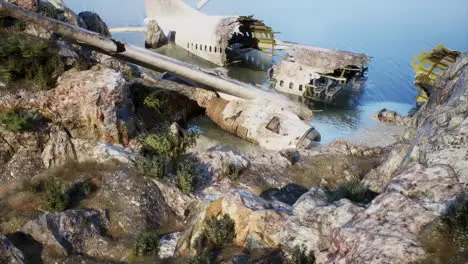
[145,0,203,18]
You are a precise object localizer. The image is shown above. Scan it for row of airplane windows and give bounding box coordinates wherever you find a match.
[187,42,224,54]
[279,80,304,91]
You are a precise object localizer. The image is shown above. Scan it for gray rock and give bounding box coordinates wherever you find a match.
[78,12,111,37]
[159,232,183,259]
[0,236,26,264]
[145,19,167,49]
[281,188,364,255]
[41,126,77,169]
[362,142,411,193]
[92,142,137,165]
[377,108,411,126]
[21,209,110,259]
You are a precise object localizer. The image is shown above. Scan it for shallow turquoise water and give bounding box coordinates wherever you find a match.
[65,0,467,146]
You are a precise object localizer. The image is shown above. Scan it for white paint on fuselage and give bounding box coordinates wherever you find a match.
[145,0,239,65]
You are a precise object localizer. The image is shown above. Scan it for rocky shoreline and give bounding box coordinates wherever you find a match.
[1,1,467,263]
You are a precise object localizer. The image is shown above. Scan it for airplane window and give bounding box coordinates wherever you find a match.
[195,44,198,50]
[299,85,303,91]
[289,82,294,89]
[280,80,284,87]
[205,45,207,51]
[209,46,212,52]
[215,47,217,52]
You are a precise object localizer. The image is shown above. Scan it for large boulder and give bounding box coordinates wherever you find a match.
[0,236,25,264]
[7,0,38,11]
[145,19,168,49]
[21,209,127,261]
[176,190,291,256]
[80,170,180,237]
[326,164,464,263]
[78,11,111,37]
[281,188,364,257]
[361,142,411,193]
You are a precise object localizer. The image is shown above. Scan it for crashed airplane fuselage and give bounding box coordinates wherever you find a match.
[144,0,275,66]
[144,0,371,102]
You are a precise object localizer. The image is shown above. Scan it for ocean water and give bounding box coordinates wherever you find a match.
[65,0,468,146]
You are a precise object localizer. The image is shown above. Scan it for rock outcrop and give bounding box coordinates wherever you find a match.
[0,236,25,264]
[145,19,168,49]
[78,11,111,37]
[325,53,468,263]
[21,209,129,262]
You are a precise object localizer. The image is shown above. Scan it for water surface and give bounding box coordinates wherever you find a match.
[65,0,468,147]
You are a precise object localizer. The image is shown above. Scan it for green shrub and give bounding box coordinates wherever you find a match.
[184,251,218,264]
[143,90,170,115]
[326,180,369,204]
[0,15,25,30]
[44,179,69,211]
[143,131,198,160]
[221,163,242,181]
[418,198,468,264]
[175,161,198,194]
[136,155,168,179]
[291,245,315,264]
[0,36,64,90]
[0,109,34,132]
[204,214,236,248]
[133,232,160,257]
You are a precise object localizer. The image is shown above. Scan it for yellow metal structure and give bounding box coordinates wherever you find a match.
[411,44,460,103]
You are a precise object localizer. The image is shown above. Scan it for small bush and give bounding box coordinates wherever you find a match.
[204,214,236,248]
[0,36,64,90]
[143,131,198,160]
[143,90,170,115]
[291,245,315,264]
[133,232,160,257]
[0,109,33,132]
[136,155,168,179]
[326,180,370,204]
[44,179,69,211]
[0,15,25,30]
[184,251,218,264]
[175,161,198,194]
[221,163,242,181]
[418,198,468,264]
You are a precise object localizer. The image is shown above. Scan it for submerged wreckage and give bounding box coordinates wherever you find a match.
[144,0,372,102]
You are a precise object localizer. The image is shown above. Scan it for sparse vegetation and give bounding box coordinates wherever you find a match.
[136,155,169,180]
[133,231,160,257]
[138,129,199,193]
[0,35,64,90]
[175,161,198,194]
[44,178,69,211]
[143,131,198,160]
[0,109,36,132]
[143,90,170,115]
[291,245,316,264]
[326,180,372,204]
[204,214,236,248]
[418,198,468,264]
[221,163,242,181]
[184,251,219,264]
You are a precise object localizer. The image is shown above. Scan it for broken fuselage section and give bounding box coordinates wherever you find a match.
[269,42,371,102]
